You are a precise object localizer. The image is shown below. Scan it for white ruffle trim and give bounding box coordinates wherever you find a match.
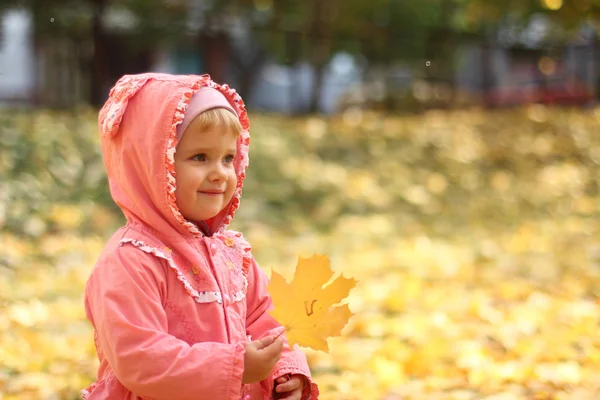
[120,238,222,304]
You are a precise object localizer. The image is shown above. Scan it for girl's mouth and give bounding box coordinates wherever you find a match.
[199,190,224,195]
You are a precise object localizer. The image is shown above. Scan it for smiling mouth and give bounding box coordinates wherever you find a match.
[199,191,224,195]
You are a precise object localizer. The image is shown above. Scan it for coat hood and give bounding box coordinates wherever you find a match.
[99,73,250,239]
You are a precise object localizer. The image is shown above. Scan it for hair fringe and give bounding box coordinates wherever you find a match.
[190,108,243,136]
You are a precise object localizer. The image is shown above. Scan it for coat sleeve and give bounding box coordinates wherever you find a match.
[244,257,320,399]
[85,249,246,400]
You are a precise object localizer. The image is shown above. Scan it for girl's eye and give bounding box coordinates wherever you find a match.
[192,154,206,161]
[224,155,235,163]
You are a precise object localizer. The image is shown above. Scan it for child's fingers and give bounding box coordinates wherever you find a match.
[288,391,302,400]
[261,337,283,361]
[275,378,300,393]
[276,376,289,384]
[254,335,276,350]
[272,326,286,338]
[254,327,285,350]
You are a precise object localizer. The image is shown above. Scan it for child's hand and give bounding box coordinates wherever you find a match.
[241,335,284,384]
[274,374,305,400]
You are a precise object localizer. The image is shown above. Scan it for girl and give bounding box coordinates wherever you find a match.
[82,73,319,400]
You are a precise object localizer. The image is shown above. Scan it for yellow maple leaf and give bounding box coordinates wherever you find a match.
[267,254,357,353]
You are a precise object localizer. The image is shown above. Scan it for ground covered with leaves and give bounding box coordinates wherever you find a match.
[2,106,600,399]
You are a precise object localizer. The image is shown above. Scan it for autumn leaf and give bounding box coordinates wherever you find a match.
[267,254,357,353]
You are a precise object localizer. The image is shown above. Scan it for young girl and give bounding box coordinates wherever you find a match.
[82,73,319,400]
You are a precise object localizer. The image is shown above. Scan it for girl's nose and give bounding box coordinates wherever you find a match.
[208,162,228,181]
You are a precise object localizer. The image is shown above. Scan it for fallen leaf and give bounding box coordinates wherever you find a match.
[267,254,357,352]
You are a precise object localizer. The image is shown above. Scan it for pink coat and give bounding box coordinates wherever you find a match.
[82,74,319,400]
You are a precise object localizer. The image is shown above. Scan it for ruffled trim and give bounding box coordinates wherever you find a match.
[120,238,222,304]
[166,81,205,238]
[231,286,246,303]
[81,383,97,399]
[166,76,251,238]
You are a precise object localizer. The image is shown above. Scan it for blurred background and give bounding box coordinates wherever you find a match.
[2,1,600,399]
[1,0,598,111]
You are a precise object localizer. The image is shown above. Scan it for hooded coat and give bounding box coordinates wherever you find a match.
[82,73,319,400]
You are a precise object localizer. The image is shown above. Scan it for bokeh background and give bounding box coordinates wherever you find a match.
[2,1,600,399]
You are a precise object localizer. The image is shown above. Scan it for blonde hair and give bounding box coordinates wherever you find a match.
[189,108,242,136]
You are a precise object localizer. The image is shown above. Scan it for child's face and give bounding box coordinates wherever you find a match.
[174,121,238,223]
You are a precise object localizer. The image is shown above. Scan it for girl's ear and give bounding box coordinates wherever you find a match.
[99,74,152,139]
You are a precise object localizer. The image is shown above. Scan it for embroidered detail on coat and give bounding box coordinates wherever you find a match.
[120,238,222,304]
[217,236,250,297]
[218,230,252,292]
[191,264,200,275]
[165,300,196,344]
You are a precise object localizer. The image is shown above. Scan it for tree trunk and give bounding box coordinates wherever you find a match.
[309,62,325,113]
[230,46,267,101]
[30,4,42,106]
[90,0,109,106]
[481,41,492,107]
[286,31,303,113]
[198,30,231,84]
[307,0,334,113]
[592,35,599,103]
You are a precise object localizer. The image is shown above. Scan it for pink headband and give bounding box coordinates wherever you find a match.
[176,87,237,139]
